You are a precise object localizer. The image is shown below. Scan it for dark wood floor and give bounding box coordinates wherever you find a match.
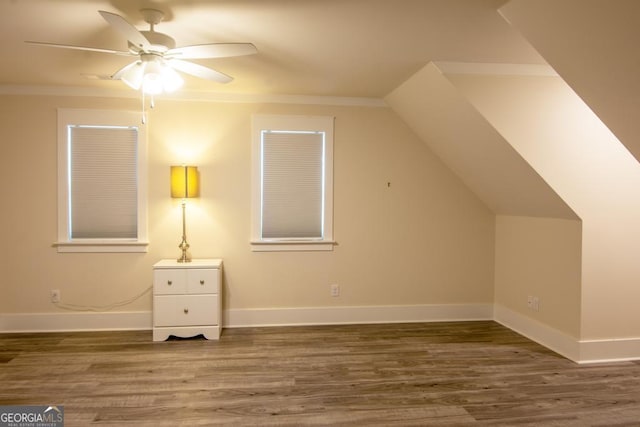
[1,321,640,426]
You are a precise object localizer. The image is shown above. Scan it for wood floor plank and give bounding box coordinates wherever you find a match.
[2,321,640,426]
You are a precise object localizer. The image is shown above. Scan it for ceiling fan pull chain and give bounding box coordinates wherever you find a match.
[141,90,146,125]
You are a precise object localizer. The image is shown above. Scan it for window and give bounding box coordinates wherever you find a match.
[251,115,335,251]
[56,109,148,252]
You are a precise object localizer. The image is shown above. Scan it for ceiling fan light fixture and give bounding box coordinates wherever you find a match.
[137,58,183,95]
[119,55,181,95]
[142,58,163,94]
[141,72,164,95]
[159,66,183,93]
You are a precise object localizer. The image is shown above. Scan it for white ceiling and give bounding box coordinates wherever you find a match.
[0,0,545,98]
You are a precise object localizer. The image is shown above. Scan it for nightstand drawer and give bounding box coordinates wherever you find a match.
[187,269,220,294]
[153,269,187,294]
[153,295,219,327]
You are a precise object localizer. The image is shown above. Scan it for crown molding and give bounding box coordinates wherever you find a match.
[0,84,388,107]
[434,61,558,77]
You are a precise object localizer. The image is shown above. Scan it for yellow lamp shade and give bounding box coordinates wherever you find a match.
[171,166,199,198]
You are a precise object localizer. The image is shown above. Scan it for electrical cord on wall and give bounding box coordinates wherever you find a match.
[53,286,152,312]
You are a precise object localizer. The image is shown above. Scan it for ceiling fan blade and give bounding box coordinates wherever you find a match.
[169,59,233,84]
[82,73,116,81]
[98,10,150,51]
[111,61,138,80]
[25,41,132,56]
[167,43,257,59]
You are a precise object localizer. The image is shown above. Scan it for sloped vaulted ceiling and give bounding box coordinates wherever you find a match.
[385,62,577,220]
[500,0,640,164]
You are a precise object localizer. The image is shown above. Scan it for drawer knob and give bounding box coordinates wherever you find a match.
[183,308,189,314]
[167,280,172,286]
[200,280,205,285]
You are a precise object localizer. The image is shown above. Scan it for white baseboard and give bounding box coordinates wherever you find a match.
[578,337,640,364]
[224,303,494,328]
[494,304,640,363]
[4,305,640,364]
[494,304,581,362]
[0,304,492,333]
[0,311,152,333]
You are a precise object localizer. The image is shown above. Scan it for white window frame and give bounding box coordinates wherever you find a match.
[251,114,335,251]
[55,109,148,253]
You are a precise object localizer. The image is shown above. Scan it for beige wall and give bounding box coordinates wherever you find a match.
[494,215,582,338]
[0,94,495,318]
[385,64,583,341]
[449,74,640,340]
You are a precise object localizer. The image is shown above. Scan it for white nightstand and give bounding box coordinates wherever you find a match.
[152,259,223,341]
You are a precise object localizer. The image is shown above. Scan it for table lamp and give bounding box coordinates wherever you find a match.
[171,165,199,262]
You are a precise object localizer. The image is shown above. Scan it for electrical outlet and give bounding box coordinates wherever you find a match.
[50,289,61,303]
[527,295,533,309]
[532,296,540,312]
[330,284,340,297]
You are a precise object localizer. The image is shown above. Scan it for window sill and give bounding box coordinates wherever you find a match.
[53,240,149,253]
[250,240,336,252]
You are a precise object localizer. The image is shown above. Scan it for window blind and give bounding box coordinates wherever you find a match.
[261,130,324,239]
[69,126,138,239]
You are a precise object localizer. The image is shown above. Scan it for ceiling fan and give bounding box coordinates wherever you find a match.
[26,8,257,95]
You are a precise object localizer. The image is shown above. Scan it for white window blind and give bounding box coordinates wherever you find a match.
[251,114,334,251]
[69,126,138,239]
[261,131,324,239]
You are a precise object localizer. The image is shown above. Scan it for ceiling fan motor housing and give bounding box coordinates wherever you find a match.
[129,31,176,53]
